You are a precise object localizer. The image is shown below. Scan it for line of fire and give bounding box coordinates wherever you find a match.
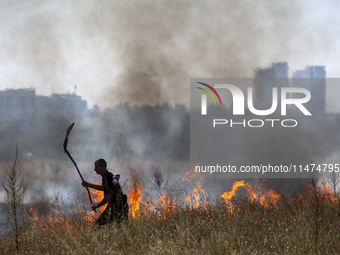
[26,167,338,227]
[1,63,340,247]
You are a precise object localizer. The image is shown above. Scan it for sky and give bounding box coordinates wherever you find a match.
[1,0,340,109]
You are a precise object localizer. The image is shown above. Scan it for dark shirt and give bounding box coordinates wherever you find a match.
[102,170,114,197]
[96,170,128,224]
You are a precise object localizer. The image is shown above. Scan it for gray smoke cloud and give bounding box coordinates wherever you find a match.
[0,89,191,203]
[0,63,338,207]
[1,0,340,206]
[1,1,340,108]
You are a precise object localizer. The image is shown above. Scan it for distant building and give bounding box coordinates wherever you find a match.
[251,63,327,116]
[36,93,88,134]
[0,89,88,134]
[253,62,289,112]
[0,88,37,132]
[292,66,326,115]
[36,93,87,119]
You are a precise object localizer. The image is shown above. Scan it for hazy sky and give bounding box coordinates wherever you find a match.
[1,0,340,109]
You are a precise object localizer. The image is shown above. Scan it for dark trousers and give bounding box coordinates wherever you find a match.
[95,205,127,226]
[95,206,114,226]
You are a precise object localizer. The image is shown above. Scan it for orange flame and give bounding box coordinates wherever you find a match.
[221,180,281,213]
[220,180,248,213]
[158,193,177,218]
[28,202,74,230]
[321,178,338,203]
[185,176,208,209]
[28,205,39,222]
[82,180,107,222]
[127,167,144,218]
[181,168,199,182]
[26,163,340,232]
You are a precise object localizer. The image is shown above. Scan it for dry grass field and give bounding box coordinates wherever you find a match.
[1,171,340,254]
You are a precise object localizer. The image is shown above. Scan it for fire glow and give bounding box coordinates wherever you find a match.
[220,180,281,213]
[28,168,339,227]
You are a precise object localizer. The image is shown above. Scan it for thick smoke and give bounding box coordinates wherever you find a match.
[1,1,340,108]
[1,1,340,203]
[0,89,190,202]
[1,62,339,202]
[90,0,305,106]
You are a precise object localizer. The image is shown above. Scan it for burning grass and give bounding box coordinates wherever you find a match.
[2,171,340,254]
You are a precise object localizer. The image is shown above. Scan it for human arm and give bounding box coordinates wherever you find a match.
[91,194,111,211]
[82,181,104,191]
